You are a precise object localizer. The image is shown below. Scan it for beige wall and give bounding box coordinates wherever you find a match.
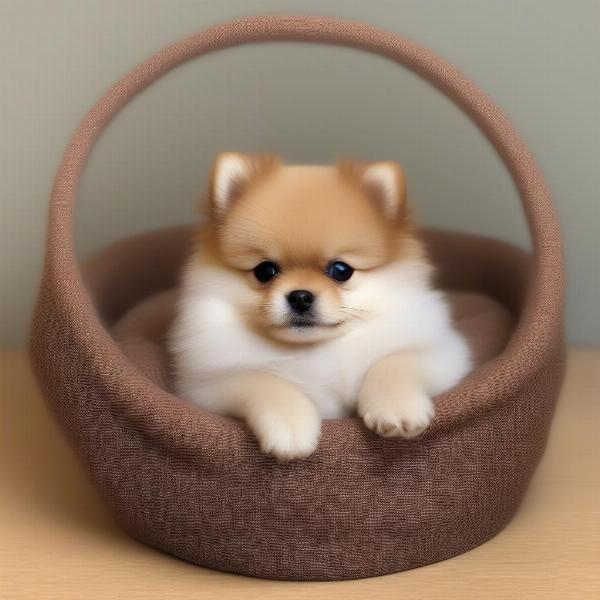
[1,0,598,346]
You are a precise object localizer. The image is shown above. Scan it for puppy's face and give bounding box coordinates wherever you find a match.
[200,153,419,345]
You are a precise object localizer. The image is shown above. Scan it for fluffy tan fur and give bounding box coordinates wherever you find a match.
[169,153,471,460]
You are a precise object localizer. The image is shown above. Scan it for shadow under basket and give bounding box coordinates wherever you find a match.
[31,16,565,581]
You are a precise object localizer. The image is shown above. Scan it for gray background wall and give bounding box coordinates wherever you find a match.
[1,0,598,346]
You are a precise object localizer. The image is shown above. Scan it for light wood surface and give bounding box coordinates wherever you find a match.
[1,349,599,599]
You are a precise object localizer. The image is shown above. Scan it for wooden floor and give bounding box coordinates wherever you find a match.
[1,349,599,599]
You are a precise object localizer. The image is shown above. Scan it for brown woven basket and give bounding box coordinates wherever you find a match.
[31,16,565,581]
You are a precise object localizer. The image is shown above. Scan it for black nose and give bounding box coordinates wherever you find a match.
[287,290,315,315]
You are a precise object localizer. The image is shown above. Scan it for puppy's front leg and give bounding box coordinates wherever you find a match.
[358,353,434,439]
[212,372,321,461]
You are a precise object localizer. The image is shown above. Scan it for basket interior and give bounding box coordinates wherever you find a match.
[82,226,526,397]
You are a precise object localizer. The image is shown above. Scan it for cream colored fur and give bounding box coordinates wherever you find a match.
[169,154,471,460]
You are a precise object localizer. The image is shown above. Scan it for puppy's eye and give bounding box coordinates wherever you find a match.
[326,260,354,282]
[253,261,280,283]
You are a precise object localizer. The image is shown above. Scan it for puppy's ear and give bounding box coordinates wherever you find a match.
[209,152,280,216]
[338,160,406,221]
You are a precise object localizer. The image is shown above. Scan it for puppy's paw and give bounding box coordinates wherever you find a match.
[359,391,434,439]
[253,410,321,462]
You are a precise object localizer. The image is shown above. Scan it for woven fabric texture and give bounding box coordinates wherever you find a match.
[30,16,564,580]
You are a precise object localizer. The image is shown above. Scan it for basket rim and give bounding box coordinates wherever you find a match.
[38,15,564,460]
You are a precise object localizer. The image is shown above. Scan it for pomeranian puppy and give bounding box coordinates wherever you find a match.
[169,153,471,460]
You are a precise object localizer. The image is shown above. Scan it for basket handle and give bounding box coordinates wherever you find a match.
[47,15,563,370]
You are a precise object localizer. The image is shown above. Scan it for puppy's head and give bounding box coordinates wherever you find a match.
[198,152,424,344]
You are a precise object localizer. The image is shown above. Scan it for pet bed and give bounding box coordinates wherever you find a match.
[31,16,565,580]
